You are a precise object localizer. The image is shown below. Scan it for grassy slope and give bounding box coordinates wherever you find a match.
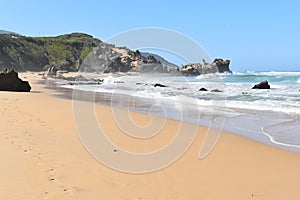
[0,33,101,71]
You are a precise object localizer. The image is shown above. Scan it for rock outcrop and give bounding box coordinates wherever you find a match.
[141,52,179,70]
[102,51,163,73]
[0,68,31,92]
[252,80,270,89]
[181,58,231,76]
[45,65,58,77]
[81,44,179,74]
[213,58,231,72]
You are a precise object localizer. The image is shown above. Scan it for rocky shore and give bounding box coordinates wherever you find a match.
[181,58,231,75]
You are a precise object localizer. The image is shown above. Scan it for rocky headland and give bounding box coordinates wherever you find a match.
[0,31,178,74]
[0,31,232,76]
[181,58,231,75]
[79,44,178,74]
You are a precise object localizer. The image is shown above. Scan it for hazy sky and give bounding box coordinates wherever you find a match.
[1,0,299,71]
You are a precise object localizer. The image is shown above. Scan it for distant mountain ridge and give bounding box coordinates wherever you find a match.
[0,30,21,36]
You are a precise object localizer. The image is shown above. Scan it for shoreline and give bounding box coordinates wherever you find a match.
[41,75,300,153]
[0,72,300,199]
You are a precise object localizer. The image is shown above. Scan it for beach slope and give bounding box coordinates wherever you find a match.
[0,73,299,200]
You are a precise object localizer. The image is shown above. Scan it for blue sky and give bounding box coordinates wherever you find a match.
[1,0,299,71]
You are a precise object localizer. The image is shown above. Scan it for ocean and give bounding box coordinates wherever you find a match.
[55,71,300,153]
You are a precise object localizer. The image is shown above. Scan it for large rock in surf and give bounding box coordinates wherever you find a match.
[252,80,270,89]
[0,68,31,92]
[154,83,167,87]
[199,87,208,91]
[181,58,231,76]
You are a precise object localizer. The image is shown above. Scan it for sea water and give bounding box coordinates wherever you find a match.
[57,71,300,153]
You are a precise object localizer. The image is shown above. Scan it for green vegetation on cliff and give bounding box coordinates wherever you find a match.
[0,32,101,71]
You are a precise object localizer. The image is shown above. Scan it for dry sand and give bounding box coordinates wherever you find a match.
[0,72,299,200]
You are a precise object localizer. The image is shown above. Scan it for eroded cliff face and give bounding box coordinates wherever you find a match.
[80,45,174,73]
[181,58,231,75]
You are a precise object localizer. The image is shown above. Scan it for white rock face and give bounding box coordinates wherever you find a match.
[80,43,179,74]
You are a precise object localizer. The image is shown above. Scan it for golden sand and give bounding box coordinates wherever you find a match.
[0,73,299,200]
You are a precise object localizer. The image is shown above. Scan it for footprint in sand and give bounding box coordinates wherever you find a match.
[45,167,78,196]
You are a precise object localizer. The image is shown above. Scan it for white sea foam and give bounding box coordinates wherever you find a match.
[58,72,300,152]
[63,74,300,115]
[232,71,300,76]
[195,73,219,79]
[259,71,300,76]
[262,117,300,149]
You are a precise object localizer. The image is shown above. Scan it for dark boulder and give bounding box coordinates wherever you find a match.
[154,83,167,87]
[252,80,270,89]
[0,68,31,92]
[211,89,223,92]
[199,87,208,91]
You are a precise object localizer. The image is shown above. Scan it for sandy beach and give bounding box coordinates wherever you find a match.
[0,72,299,200]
